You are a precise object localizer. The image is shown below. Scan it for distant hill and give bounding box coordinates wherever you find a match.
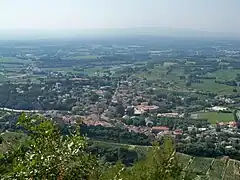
[74,27,240,39]
[0,27,240,40]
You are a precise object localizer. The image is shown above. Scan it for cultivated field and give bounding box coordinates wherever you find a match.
[196,111,233,124]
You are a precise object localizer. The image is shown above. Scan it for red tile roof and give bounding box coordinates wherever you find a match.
[152,126,169,131]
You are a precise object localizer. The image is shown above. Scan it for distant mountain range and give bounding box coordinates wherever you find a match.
[0,27,239,40]
[75,27,240,38]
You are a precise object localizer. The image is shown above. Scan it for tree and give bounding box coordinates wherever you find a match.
[125,118,133,125]
[116,104,125,117]
[234,110,238,122]
[133,119,139,126]
[233,88,238,93]
[89,92,99,102]
[139,117,146,126]
[216,124,221,132]
[0,136,3,144]
[103,91,112,100]
[0,114,99,179]
[126,107,134,116]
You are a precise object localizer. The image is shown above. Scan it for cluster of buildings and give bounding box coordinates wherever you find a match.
[151,126,183,137]
[134,104,159,115]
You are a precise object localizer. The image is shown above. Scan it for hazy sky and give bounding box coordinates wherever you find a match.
[0,0,240,33]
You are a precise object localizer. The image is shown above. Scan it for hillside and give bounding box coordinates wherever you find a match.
[91,140,240,180]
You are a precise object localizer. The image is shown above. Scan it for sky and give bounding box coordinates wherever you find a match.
[0,0,240,33]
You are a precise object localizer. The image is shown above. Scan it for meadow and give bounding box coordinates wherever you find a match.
[195,111,233,124]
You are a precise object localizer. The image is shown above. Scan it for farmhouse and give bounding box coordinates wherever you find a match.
[135,105,159,113]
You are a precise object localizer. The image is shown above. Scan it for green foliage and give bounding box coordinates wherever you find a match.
[234,109,238,122]
[0,114,98,179]
[115,104,125,117]
[99,137,192,180]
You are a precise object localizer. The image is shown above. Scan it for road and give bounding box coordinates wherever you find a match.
[100,80,120,121]
[0,107,63,114]
[0,107,40,113]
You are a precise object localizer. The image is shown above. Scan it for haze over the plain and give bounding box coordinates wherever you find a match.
[0,0,240,39]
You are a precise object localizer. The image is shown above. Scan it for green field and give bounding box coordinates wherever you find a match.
[187,157,213,175]
[190,79,235,94]
[162,68,235,94]
[196,111,233,124]
[176,153,192,168]
[135,65,167,80]
[135,65,237,95]
[208,69,240,81]
[209,158,227,180]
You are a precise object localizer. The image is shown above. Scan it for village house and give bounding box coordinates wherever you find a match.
[151,126,169,133]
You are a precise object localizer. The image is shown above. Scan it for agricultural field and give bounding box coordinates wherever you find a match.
[176,153,192,168]
[190,79,235,94]
[209,158,227,180]
[208,69,240,81]
[134,64,237,95]
[135,64,167,81]
[195,111,233,124]
[187,157,213,175]
[163,68,185,82]
[223,160,240,180]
